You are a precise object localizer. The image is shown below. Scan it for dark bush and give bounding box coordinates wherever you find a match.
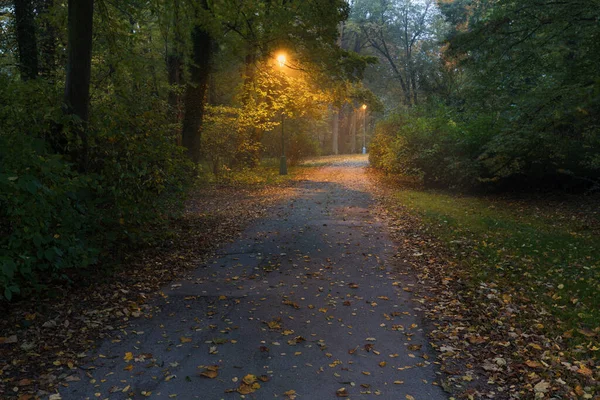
[0,79,194,300]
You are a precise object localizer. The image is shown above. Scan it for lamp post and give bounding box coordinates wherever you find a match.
[361,104,367,154]
[280,112,287,175]
[277,53,288,175]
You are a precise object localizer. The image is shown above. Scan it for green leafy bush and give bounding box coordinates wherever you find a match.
[0,135,96,300]
[90,96,194,239]
[200,106,240,176]
[286,131,321,166]
[0,79,194,301]
[370,94,600,191]
[369,107,487,189]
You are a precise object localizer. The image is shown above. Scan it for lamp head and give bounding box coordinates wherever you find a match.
[277,53,287,67]
[361,104,367,110]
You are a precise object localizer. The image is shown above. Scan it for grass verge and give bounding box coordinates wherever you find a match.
[396,189,600,337]
[374,172,600,398]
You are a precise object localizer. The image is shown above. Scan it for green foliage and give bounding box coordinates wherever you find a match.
[365,0,600,190]
[90,99,194,238]
[369,106,491,188]
[0,134,95,300]
[286,131,321,166]
[441,0,600,188]
[0,75,193,301]
[200,106,252,175]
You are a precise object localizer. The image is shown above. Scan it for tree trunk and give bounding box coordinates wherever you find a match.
[63,0,94,168]
[14,0,38,80]
[181,4,213,163]
[332,108,339,155]
[350,109,356,154]
[411,71,418,105]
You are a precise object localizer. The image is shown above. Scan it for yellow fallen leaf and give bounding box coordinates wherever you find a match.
[577,365,592,377]
[200,370,218,379]
[180,337,192,343]
[238,383,255,395]
[525,360,542,368]
[267,320,281,329]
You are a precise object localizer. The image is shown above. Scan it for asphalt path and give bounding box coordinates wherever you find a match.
[59,156,447,400]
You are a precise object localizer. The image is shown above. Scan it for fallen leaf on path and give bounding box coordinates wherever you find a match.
[534,380,550,393]
[525,360,542,368]
[200,366,219,379]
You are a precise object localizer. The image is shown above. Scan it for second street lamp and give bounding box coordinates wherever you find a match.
[361,104,367,154]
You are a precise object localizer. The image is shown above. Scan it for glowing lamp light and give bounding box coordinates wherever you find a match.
[362,104,367,110]
[277,53,287,67]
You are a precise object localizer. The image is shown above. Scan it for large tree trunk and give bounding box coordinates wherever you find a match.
[63,0,94,168]
[14,0,39,80]
[181,6,213,163]
[332,108,339,155]
[350,109,356,154]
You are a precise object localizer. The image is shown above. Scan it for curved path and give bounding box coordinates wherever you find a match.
[60,156,446,400]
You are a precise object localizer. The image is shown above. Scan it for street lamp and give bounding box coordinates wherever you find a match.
[277,53,288,175]
[277,53,287,68]
[361,104,367,154]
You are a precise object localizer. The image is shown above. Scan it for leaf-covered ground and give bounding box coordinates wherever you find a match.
[52,155,445,399]
[371,172,599,399]
[2,156,598,400]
